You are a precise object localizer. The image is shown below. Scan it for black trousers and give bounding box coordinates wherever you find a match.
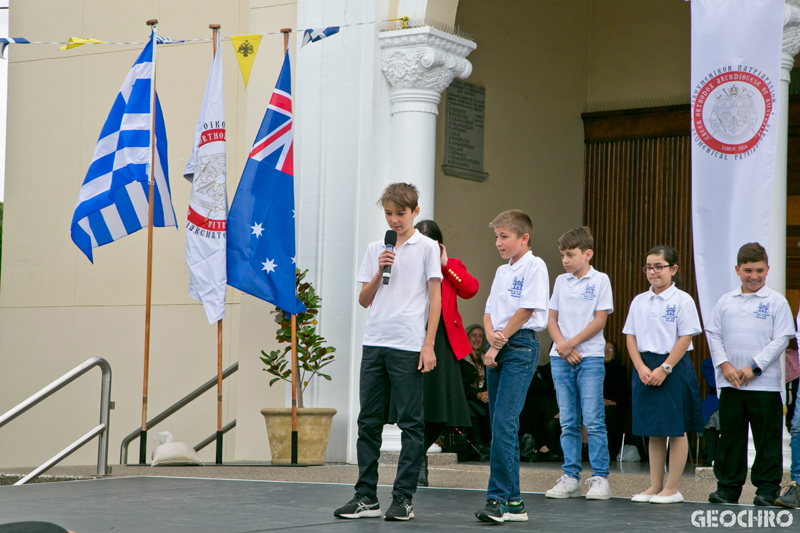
[355,346,424,500]
[714,388,783,498]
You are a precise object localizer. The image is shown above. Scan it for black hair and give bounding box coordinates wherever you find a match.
[646,244,681,288]
[415,219,444,244]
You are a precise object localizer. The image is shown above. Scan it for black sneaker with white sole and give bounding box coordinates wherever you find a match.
[333,493,381,519]
[384,494,414,521]
[475,499,508,523]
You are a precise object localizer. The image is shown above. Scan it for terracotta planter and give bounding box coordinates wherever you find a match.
[260,407,337,465]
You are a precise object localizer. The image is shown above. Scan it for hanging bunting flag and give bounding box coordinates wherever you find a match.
[155,35,184,44]
[184,33,228,324]
[690,0,784,321]
[230,34,263,89]
[226,43,305,315]
[71,31,177,263]
[58,37,106,51]
[0,37,29,58]
[301,27,340,48]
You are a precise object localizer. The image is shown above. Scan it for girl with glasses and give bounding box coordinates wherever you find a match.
[622,245,704,504]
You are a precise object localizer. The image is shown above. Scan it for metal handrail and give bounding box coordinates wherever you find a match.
[120,361,238,464]
[194,420,236,452]
[0,357,112,485]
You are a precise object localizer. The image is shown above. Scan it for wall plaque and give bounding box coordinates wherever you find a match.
[443,79,488,181]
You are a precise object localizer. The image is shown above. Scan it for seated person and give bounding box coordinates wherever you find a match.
[461,324,491,452]
[603,341,630,460]
[520,355,562,462]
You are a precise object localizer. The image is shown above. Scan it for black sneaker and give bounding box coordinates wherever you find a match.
[475,499,508,523]
[708,490,738,504]
[384,494,414,521]
[334,493,381,519]
[506,500,528,522]
[753,492,778,507]
[775,482,800,509]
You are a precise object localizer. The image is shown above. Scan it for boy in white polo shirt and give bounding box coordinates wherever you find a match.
[706,242,795,507]
[334,183,442,521]
[545,227,613,500]
[475,209,549,524]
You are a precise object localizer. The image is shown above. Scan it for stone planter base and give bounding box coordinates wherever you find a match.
[260,408,337,465]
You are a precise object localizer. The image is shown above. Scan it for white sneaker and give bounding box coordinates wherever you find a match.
[545,474,582,499]
[585,476,612,500]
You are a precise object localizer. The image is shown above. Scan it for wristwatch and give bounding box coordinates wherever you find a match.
[661,363,672,375]
[751,364,762,377]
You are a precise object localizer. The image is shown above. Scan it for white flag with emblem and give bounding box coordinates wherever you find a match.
[691,0,783,321]
[184,32,228,324]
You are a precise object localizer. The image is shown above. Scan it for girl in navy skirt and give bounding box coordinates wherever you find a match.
[622,245,704,504]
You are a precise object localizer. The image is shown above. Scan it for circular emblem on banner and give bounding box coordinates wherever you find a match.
[693,70,773,155]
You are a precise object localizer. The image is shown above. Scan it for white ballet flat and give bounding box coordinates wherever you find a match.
[650,491,684,504]
[631,493,653,503]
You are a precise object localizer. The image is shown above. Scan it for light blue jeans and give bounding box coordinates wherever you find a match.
[791,407,800,483]
[486,330,538,504]
[551,355,610,479]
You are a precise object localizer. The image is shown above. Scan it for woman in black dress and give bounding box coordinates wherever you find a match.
[389,220,479,486]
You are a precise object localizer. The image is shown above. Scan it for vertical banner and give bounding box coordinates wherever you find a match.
[184,32,228,324]
[691,0,784,321]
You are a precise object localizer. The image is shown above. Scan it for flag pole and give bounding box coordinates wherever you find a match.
[140,17,159,466]
[280,27,298,466]
[209,22,225,466]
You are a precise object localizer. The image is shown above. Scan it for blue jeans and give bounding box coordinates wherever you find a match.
[551,355,610,479]
[486,329,538,504]
[791,407,800,483]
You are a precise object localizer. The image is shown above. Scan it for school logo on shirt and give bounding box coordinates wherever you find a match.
[663,304,677,323]
[754,302,770,319]
[508,277,524,299]
[581,284,597,301]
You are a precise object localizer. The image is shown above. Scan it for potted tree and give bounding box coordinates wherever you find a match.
[260,269,337,465]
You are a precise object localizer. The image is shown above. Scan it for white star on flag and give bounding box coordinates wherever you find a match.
[262,258,277,273]
[251,222,264,237]
[291,256,296,264]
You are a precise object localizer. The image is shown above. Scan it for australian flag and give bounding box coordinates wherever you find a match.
[226,44,305,315]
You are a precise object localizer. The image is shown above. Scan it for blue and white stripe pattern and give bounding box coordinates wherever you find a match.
[301,27,340,48]
[0,37,29,58]
[71,32,176,263]
[155,35,183,44]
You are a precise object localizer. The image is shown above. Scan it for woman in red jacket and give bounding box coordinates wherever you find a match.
[414,219,479,485]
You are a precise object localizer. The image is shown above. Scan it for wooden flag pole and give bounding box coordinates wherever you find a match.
[140,18,159,465]
[210,23,224,466]
[280,27,298,466]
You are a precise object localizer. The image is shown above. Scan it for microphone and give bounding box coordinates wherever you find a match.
[383,230,397,285]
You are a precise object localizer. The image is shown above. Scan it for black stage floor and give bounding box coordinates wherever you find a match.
[0,477,796,532]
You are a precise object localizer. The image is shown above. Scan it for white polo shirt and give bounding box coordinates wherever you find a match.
[484,250,549,332]
[622,284,702,353]
[549,267,614,358]
[357,229,443,352]
[705,285,795,392]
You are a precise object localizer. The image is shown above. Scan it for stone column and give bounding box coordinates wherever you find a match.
[375,26,475,452]
[378,26,476,220]
[771,1,800,295]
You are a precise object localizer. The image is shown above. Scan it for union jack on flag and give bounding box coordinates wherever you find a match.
[226,43,305,315]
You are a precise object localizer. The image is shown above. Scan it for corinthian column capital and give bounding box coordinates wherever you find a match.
[783,0,800,61]
[378,26,476,114]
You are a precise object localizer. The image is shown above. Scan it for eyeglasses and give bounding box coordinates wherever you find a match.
[642,265,669,274]
[603,349,615,353]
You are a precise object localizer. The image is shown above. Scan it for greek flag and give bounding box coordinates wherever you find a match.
[301,27,340,48]
[71,32,176,263]
[0,37,29,58]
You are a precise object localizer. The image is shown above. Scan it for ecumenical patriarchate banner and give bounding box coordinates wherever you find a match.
[690,0,784,322]
[184,32,228,324]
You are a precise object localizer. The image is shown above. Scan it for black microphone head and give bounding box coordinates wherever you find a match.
[384,230,397,247]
